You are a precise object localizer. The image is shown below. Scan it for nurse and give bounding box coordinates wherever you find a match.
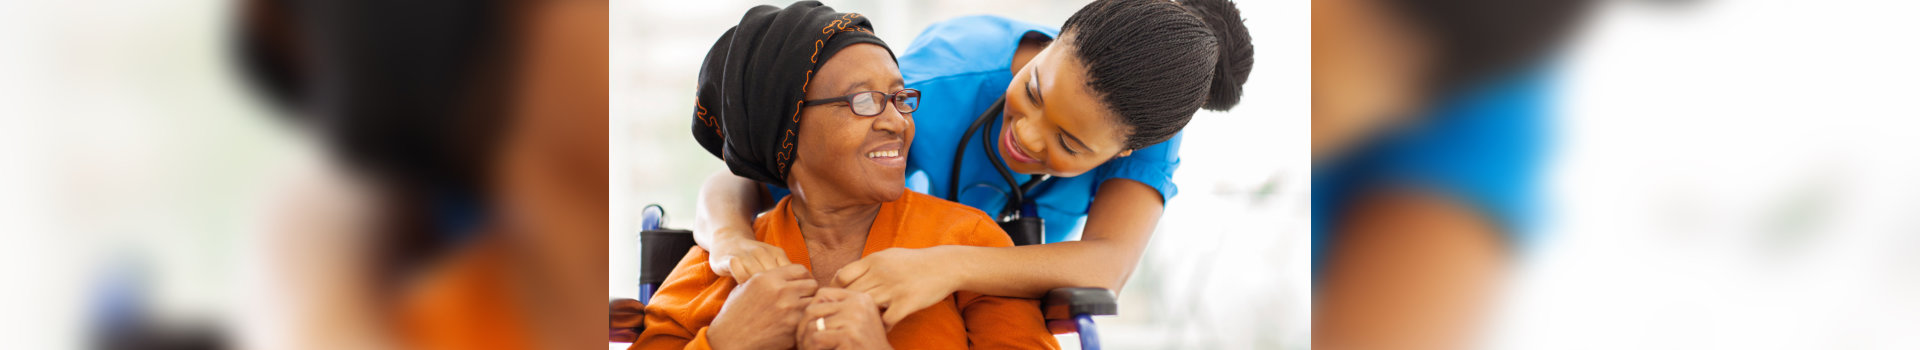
[691,0,1256,325]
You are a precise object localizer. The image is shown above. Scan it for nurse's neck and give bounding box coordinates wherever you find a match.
[785,180,879,249]
[1011,32,1052,75]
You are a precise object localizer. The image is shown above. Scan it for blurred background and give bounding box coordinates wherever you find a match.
[11,0,1918,348]
[610,0,1309,349]
[1487,0,1920,348]
[1315,0,1920,348]
[3,0,612,349]
[1,0,302,348]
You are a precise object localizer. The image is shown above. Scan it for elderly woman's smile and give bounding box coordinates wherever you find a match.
[864,141,904,166]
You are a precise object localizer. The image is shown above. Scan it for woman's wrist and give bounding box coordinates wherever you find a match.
[704,321,760,350]
[927,245,976,292]
[708,227,753,253]
[702,324,733,350]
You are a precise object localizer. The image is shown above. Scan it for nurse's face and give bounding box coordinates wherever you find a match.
[789,43,915,204]
[998,38,1132,178]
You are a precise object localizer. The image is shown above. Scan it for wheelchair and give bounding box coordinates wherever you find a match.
[636,204,1118,349]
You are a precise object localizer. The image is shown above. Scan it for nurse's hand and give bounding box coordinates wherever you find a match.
[832,247,962,328]
[709,265,817,350]
[797,288,892,350]
[708,231,793,284]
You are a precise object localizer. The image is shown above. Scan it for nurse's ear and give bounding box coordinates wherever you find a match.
[1118,149,1134,158]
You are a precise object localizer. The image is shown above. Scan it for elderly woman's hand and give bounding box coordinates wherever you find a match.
[708,264,818,350]
[831,247,963,328]
[797,288,892,350]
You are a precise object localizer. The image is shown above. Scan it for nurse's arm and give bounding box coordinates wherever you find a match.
[834,178,1161,326]
[691,170,789,282]
[953,177,1164,296]
[1314,190,1506,350]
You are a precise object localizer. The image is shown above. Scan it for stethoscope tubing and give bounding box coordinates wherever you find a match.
[949,97,1048,221]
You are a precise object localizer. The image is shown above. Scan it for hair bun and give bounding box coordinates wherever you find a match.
[1182,0,1253,111]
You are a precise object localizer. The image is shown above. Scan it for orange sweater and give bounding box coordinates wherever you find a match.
[633,191,1059,349]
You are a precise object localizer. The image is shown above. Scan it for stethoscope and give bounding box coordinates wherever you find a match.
[948,97,1050,246]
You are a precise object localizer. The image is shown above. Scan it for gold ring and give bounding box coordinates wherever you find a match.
[815,317,826,331]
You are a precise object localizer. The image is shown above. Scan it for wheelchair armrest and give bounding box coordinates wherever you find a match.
[631,228,696,336]
[1042,287,1115,335]
[1043,287,1117,319]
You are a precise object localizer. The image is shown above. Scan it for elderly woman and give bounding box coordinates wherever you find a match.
[631,2,1058,349]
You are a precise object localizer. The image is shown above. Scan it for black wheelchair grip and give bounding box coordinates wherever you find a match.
[1043,287,1117,320]
[640,229,696,286]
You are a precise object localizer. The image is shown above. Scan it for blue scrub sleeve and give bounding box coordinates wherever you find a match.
[1353,70,1550,244]
[1092,132,1183,205]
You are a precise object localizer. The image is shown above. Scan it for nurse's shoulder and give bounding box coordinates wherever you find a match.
[900,15,1058,84]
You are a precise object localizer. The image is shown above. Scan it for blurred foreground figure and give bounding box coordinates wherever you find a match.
[1312,0,1589,348]
[231,0,607,349]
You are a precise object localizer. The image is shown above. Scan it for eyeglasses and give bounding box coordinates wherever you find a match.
[803,89,920,116]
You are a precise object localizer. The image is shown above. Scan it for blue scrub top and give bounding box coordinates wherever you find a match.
[1310,68,1553,279]
[772,15,1183,243]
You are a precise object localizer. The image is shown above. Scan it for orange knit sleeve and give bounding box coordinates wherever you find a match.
[956,291,1059,349]
[954,217,1060,349]
[632,247,735,350]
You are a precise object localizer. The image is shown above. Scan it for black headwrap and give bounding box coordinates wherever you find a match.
[692,1,891,187]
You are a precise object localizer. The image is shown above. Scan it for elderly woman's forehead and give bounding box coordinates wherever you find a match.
[818,45,901,93]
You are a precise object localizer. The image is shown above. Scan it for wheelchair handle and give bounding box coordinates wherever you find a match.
[641,204,665,231]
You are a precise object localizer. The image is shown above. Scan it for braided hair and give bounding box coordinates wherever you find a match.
[1059,0,1254,151]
